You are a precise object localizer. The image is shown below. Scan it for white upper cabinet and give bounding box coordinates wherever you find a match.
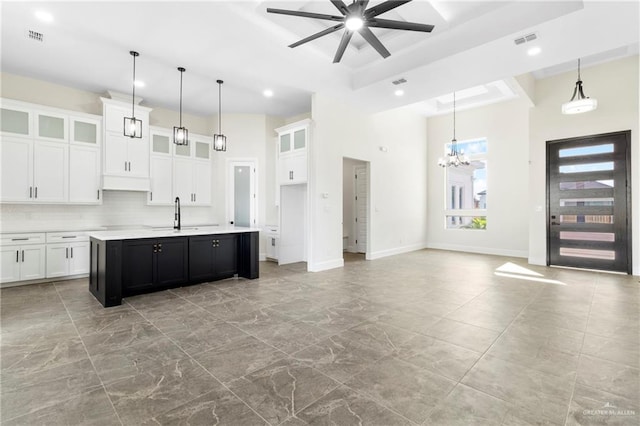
[101,97,151,191]
[35,110,68,142]
[0,99,102,205]
[276,119,311,186]
[148,128,174,205]
[1,103,32,138]
[69,145,101,203]
[33,141,68,203]
[0,137,33,202]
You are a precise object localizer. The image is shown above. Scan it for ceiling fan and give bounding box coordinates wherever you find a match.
[267,0,434,63]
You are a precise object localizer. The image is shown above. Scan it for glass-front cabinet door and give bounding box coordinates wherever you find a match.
[70,116,100,146]
[35,111,68,142]
[0,106,32,137]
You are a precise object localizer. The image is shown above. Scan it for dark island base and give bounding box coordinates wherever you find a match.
[89,231,259,307]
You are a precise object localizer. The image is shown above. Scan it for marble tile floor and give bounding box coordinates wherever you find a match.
[1,250,639,425]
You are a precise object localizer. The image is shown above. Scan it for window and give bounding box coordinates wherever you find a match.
[444,138,487,230]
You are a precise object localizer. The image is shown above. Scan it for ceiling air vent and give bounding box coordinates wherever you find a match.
[392,78,407,85]
[27,30,44,42]
[514,32,537,45]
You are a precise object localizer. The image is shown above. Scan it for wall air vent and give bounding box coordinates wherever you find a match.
[514,32,537,45]
[27,30,44,42]
[392,78,407,85]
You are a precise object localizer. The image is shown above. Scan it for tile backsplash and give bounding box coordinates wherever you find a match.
[0,191,217,232]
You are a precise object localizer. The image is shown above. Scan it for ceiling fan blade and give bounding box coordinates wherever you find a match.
[266,8,343,22]
[333,30,354,63]
[330,0,349,15]
[368,18,434,32]
[365,0,412,18]
[359,27,391,59]
[289,24,345,48]
[358,0,370,13]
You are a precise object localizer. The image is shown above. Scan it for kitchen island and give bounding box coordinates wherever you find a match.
[89,226,259,307]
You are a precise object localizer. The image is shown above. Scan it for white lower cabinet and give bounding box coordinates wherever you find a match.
[46,241,89,278]
[0,244,46,283]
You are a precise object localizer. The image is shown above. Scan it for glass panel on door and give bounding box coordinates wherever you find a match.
[195,142,209,160]
[293,129,305,149]
[38,114,65,139]
[1,108,30,135]
[280,133,290,152]
[73,121,97,144]
[234,166,250,227]
[152,134,170,154]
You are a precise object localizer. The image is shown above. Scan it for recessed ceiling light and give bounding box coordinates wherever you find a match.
[527,46,541,56]
[394,89,404,97]
[134,80,145,88]
[263,89,274,98]
[34,10,53,23]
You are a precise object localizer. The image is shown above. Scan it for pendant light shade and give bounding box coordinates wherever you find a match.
[213,79,227,152]
[562,59,597,115]
[173,67,189,146]
[438,92,470,168]
[124,51,142,138]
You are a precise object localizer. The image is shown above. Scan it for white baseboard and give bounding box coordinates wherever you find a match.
[259,252,267,261]
[528,256,546,266]
[308,258,344,272]
[425,242,528,258]
[368,242,428,260]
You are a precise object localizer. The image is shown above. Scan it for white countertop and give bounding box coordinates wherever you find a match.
[1,226,107,234]
[88,225,260,241]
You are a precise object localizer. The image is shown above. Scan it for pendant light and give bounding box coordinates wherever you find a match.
[173,67,188,146]
[123,51,142,138]
[438,92,470,168]
[562,59,597,114]
[213,79,227,152]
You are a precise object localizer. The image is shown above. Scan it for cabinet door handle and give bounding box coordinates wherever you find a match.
[30,187,33,198]
[35,187,38,198]
[71,247,74,258]
[150,192,153,202]
[128,162,131,171]
[124,161,127,171]
[66,247,69,258]
[153,244,157,253]
[11,238,28,241]
[16,250,19,263]
[194,193,196,202]
[62,236,77,239]
[97,190,100,200]
[22,250,24,262]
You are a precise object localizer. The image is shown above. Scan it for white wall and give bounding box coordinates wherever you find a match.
[529,55,639,273]
[310,93,428,271]
[426,99,531,257]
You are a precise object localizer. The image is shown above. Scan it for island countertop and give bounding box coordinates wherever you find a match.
[89,225,260,241]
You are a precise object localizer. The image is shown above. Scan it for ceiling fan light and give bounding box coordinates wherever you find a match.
[562,98,598,114]
[345,16,363,31]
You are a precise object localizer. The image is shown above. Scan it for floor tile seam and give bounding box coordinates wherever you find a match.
[455,286,548,388]
[52,282,125,426]
[123,299,275,426]
[457,380,562,425]
[562,278,596,426]
[0,383,106,424]
[577,350,640,372]
[570,381,640,405]
[334,381,423,426]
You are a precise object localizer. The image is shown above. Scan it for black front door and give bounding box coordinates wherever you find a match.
[547,131,631,273]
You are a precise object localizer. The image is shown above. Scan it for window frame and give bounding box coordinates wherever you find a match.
[443,137,488,230]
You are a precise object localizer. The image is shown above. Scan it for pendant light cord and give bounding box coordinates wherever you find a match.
[217,80,223,134]
[577,58,581,81]
[131,54,136,118]
[452,92,456,141]
[179,70,183,128]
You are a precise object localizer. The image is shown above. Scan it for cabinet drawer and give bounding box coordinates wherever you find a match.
[0,233,46,246]
[46,232,91,243]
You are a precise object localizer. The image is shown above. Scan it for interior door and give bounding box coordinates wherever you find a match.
[547,131,631,273]
[228,161,256,227]
[355,165,368,253]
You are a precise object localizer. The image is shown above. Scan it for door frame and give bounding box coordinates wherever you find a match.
[225,158,258,227]
[353,164,368,254]
[343,158,371,259]
[545,130,632,274]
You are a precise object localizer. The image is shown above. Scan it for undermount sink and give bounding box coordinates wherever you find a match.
[151,225,219,232]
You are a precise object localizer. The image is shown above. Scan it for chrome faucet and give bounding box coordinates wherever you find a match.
[174,197,181,230]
